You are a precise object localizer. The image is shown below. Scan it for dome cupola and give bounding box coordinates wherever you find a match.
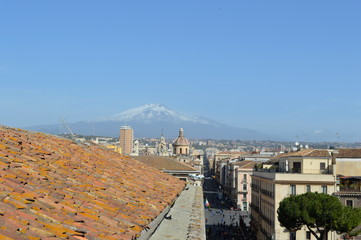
[173,128,190,155]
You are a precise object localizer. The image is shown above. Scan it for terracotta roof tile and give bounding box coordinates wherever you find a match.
[274,149,330,159]
[133,156,197,171]
[233,160,258,168]
[0,126,185,239]
[336,148,361,158]
[217,151,247,155]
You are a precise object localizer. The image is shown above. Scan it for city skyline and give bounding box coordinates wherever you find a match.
[1,1,360,142]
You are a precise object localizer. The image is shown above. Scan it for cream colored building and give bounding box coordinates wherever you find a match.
[119,126,133,155]
[335,148,361,176]
[251,149,337,240]
[234,161,257,211]
[156,135,169,156]
[214,151,247,179]
[106,145,122,154]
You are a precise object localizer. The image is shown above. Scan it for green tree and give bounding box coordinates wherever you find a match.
[277,192,361,240]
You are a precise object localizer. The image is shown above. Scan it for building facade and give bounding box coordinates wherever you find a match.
[250,149,337,240]
[214,151,247,180]
[119,126,133,155]
[234,161,257,211]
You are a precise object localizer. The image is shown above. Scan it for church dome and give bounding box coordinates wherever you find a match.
[173,128,190,146]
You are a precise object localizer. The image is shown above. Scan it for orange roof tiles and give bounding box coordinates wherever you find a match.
[217,151,247,155]
[233,160,258,168]
[274,149,331,158]
[133,156,197,171]
[0,126,185,239]
[336,148,361,158]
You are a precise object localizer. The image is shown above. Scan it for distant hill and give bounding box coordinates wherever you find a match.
[26,104,278,140]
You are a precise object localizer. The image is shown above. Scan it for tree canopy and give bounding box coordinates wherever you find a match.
[277,192,361,240]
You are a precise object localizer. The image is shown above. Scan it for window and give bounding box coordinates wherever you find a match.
[243,193,247,199]
[321,185,327,194]
[306,185,311,192]
[306,231,311,239]
[320,162,326,170]
[346,200,353,207]
[243,184,247,191]
[243,174,247,181]
[293,162,301,173]
[243,202,247,211]
[290,185,296,195]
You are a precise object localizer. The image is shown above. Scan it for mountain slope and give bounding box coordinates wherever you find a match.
[108,104,210,124]
[26,104,277,140]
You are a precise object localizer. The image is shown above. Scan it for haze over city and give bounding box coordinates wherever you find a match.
[1,1,360,142]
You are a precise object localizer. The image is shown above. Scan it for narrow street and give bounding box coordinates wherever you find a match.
[203,172,250,240]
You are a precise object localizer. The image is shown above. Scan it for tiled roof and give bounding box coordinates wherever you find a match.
[336,149,361,158]
[133,156,197,171]
[274,149,330,158]
[0,126,184,239]
[233,160,258,168]
[216,151,247,155]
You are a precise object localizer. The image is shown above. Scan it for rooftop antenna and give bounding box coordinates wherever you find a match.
[59,117,76,140]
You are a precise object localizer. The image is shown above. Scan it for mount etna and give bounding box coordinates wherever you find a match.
[26,104,276,140]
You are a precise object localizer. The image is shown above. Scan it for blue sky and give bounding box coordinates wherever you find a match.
[1,1,360,142]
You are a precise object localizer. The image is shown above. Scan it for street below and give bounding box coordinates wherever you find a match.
[203,174,250,240]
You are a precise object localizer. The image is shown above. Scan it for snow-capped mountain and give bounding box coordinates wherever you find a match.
[108,104,210,124]
[25,104,277,140]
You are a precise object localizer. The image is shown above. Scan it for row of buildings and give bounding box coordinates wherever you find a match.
[119,126,192,157]
[214,148,361,240]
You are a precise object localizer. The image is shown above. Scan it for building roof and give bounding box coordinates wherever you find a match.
[133,156,197,171]
[274,148,361,160]
[216,151,247,155]
[233,160,258,169]
[0,126,184,240]
[336,149,361,158]
[240,154,274,158]
[273,149,331,159]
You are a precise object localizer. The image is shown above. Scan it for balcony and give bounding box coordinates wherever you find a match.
[260,189,274,198]
[339,185,361,192]
[253,171,336,184]
[251,183,259,191]
[250,203,259,213]
[338,177,361,193]
[254,165,335,175]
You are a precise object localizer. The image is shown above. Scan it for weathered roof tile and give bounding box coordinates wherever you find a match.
[0,126,185,239]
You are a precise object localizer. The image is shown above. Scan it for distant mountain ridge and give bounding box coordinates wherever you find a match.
[107,104,210,124]
[26,104,277,140]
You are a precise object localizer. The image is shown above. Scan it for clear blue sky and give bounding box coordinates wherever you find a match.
[1,1,360,142]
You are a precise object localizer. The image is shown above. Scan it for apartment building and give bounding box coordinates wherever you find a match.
[119,126,133,155]
[335,148,361,176]
[233,161,258,211]
[250,149,337,240]
[214,151,247,179]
